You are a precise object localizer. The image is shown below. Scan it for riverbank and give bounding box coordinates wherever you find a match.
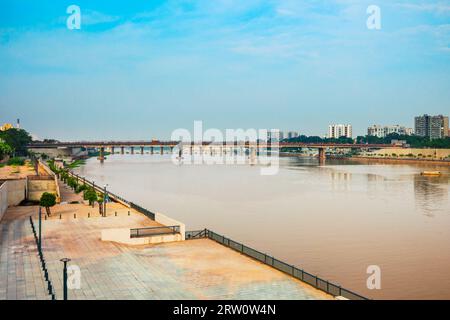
[338,156,450,166]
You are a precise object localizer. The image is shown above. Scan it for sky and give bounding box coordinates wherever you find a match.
[0,0,449,140]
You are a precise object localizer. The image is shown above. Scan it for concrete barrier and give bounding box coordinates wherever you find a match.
[155,212,185,241]
[101,227,183,245]
[3,179,26,206]
[0,179,27,221]
[0,182,7,222]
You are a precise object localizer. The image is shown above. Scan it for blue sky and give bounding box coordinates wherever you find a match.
[1,0,449,140]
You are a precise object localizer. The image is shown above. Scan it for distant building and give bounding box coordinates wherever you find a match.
[0,123,13,131]
[367,125,413,138]
[328,124,352,139]
[414,114,449,139]
[267,130,299,141]
[286,131,299,139]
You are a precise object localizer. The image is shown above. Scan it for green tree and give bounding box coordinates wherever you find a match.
[84,188,98,207]
[0,142,13,160]
[67,177,78,191]
[0,128,32,156]
[40,192,56,216]
[75,183,88,194]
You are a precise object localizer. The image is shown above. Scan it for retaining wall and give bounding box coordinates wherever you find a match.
[0,182,7,222]
[101,228,183,245]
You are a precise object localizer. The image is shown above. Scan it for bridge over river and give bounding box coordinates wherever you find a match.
[28,141,401,164]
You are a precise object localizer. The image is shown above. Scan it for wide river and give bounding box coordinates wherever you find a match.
[74,153,450,299]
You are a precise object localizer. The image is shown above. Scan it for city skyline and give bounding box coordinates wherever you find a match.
[1,0,450,140]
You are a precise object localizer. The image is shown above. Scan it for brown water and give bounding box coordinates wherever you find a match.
[74,154,450,299]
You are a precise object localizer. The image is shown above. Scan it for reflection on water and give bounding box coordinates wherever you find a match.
[414,175,449,217]
[74,155,450,299]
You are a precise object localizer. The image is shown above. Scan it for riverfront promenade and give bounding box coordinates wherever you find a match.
[0,182,332,300]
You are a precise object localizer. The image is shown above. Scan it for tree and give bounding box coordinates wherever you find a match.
[75,183,88,194]
[67,177,78,191]
[84,188,98,207]
[97,193,104,215]
[40,192,56,216]
[0,141,13,160]
[0,128,32,156]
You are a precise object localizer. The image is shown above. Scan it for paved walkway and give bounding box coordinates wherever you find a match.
[0,213,50,300]
[1,182,332,300]
[59,182,84,204]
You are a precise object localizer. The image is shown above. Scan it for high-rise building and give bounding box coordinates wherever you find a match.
[287,131,299,139]
[267,130,299,141]
[328,124,352,139]
[414,114,449,139]
[367,125,413,138]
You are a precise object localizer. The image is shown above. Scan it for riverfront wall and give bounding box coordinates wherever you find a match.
[367,148,450,159]
[27,177,57,202]
[0,179,27,222]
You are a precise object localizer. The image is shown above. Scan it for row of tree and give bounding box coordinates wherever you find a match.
[284,133,450,148]
[47,160,105,215]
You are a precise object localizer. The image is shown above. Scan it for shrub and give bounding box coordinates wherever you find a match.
[7,157,25,166]
[84,189,98,207]
[75,183,88,194]
[40,192,56,216]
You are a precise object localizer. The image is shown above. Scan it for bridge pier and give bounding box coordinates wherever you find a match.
[98,147,105,163]
[318,147,326,165]
[160,146,164,155]
[110,146,115,154]
[131,146,134,154]
[150,146,154,154]
[140,146,144,155]
[121,146,124,154]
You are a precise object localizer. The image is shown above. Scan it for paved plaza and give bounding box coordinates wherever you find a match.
[0,183,332,300]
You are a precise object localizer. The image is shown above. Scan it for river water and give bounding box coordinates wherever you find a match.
[74,153,450,299]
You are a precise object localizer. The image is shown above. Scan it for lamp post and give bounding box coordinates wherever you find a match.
[60,258,71,300]
[38,207,42,251]
[103,184,108,217]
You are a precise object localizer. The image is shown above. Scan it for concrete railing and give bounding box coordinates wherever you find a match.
[154,212,185,241]
[101,226,183,245]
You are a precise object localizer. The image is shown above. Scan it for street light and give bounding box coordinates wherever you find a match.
[60,258,71,300]
[38,207,42,251]
[103,184,108,217]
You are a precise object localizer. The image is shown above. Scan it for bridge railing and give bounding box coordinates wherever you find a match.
[186,229,368,301]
